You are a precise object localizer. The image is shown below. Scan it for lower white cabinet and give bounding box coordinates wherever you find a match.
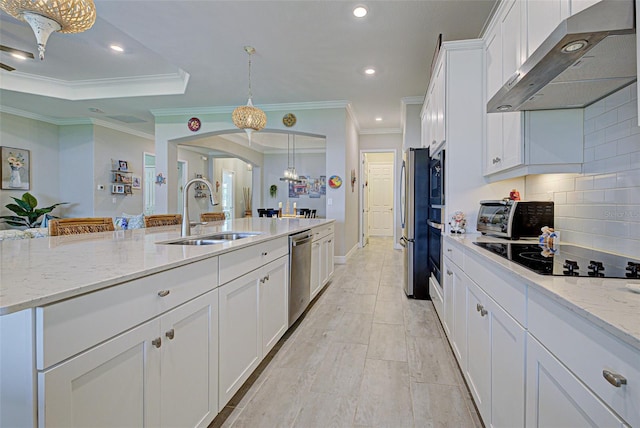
[526,334,627,427]
[218,255,288,409]
[465,278,526,428]
[39,290,219,428]
[310,226,335,300]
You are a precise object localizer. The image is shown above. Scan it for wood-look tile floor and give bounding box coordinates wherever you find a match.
[211,237,482,428]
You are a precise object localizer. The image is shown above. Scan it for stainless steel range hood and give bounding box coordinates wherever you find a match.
[487,0,636,113]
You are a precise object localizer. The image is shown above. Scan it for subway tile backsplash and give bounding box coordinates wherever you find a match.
[526,83,640,258]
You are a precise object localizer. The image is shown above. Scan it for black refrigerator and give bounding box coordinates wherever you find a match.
[400,148,431,299]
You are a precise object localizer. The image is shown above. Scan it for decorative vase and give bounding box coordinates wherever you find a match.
[9,166,21,188]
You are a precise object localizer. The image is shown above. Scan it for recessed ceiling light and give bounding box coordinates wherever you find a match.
[364,68,376,75]
[353,6,368,18]
[110,44,124,53]
[375,117,382,121]
[11,53,27,60]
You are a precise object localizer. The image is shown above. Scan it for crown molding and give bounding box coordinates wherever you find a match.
[151,100,351,117]
[0,106,154,140]
[345,103,361,132]
[0,69,190,101]
[359,128,402,135]
[402,96,424,105]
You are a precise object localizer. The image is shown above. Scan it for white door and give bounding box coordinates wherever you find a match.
[362,155,370,246]
[368,162,394,236]
[176,160,187,215]
[144,153,156,215]
[222,169,234,219]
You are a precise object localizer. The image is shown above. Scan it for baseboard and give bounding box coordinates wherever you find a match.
[335,242,358,264]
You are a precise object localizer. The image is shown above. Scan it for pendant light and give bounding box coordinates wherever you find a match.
[280,134,301,183]
[0,0,97,60]
[232,46,267,145]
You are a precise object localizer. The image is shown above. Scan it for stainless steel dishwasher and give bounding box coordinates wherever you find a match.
[289,230,312,326]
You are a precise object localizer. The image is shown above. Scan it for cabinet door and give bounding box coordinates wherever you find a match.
[261,257,289,355]
[451,262,467,366]
[487,289,526,428]
[326,234,335,280]
[421,100,431,149]
[442,257,454,339]
[526,0,567,58]
[465,280,491,422]
[466,279,526,427]
[39,319,161,428]
[485,24,504,175]
[433,58,446,153]
[310,239,322,299]
[526,334,627,428]
[218,272,260,409]
[501,0,524,85]
[160,290,218,428]
[320,236,329,286]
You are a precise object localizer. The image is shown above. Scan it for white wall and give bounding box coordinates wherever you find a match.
[345,111,360,257]
[403,103,422,150]
[93,125,154,217]
[0,112,62,228]
[178,147,211,220]
[262,152,326,217]
[525,84,640,258]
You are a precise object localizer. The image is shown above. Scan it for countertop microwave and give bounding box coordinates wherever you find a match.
[477,200,554,240]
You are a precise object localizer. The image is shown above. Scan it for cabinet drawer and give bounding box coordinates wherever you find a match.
[219,237,288,285]
[312,224,333,242]
[529,290,639,427]
[463,250,526,325]
[443,238,464,268]
[36,257,219,370]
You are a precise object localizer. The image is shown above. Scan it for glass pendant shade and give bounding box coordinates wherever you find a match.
[0,0,97,59]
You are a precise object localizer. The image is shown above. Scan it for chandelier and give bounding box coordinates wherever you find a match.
[232,46,267,145]
[280,134,302,183]
[0,0,97,60]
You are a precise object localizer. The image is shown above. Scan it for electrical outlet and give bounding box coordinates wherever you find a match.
[112,197,117,204]
[327,198,333,206]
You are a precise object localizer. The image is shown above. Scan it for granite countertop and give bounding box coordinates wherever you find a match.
[446,233,640,353]
[0,218,334,315]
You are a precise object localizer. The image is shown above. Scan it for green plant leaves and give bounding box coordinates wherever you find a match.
[2,192,69,228]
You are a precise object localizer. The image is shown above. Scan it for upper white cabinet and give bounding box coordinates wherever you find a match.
[420,52,446,154]
[483,0,585,181]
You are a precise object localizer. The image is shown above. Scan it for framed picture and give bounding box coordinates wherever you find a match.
[132,175,141,189]
[118,160,128,172]
[112,184,125,194]
[1,146,30,190]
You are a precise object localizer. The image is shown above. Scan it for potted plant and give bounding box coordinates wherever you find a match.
[269,184,277,198]
[0,192,68,228]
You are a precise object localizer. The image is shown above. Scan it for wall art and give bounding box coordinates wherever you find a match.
[1,146,30,190]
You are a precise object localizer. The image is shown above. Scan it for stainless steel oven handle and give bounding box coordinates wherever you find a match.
[427,220,443,230]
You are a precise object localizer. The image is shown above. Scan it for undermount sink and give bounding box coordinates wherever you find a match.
[159,232,261,246]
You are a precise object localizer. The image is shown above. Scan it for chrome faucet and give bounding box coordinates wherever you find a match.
[182,178,218,237]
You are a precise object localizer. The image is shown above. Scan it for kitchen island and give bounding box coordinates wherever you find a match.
[433,233,639,428]
[0,217,334,428]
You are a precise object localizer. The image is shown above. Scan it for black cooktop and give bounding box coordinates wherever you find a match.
[473,242,640,279]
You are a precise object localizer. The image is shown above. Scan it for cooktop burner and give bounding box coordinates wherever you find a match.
[473,242,640,279]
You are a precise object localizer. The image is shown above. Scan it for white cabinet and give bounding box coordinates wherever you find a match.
[526,334,627,427]
[420,54,446,154]
[483,0,584,180]
[310,224,335,300]
[465,278,526,428]
[218,255,289,408]
[442,253,467,366]
[39,290,219,428]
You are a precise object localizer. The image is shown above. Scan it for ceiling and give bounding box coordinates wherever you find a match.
[0,0,497,139]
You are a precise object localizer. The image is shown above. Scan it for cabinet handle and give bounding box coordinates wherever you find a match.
[152,337,162,348]
[447,270,453,275]
[603,369,627,387]
[328,240,332,243]
[165,329,175,340]
[262,251,268,256]
[265,274,270,281]
[157,290,170,297]
[476,303,488,317]
[447,248,452,252]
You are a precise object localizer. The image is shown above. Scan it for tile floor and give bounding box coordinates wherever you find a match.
[211,237,482,428]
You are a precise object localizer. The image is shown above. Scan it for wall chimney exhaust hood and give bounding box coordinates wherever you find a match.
[487,0,636,113]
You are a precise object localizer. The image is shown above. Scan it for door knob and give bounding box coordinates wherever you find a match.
[152,337,162,348]
[166,329,175,340]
